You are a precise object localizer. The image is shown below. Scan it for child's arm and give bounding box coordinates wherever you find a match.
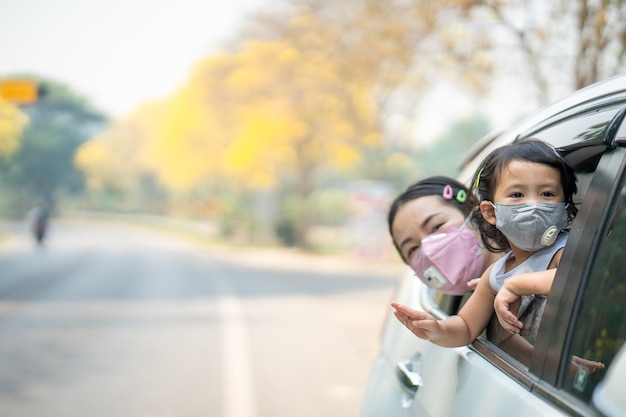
[391,265,497,347]
[494,268,556,333]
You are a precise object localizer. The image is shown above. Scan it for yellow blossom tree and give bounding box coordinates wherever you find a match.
[0,100,28,158]
[149,13,382,244]
[75,101,167,207]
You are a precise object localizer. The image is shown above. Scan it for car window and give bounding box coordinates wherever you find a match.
[562,182,626,403]
[528,105,624,152]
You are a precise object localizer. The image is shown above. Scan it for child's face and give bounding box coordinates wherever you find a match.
[494,160,565,205]
[480,160,565,224]
[392,195,466,262]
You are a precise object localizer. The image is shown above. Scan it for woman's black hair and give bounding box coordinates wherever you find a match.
[470,138,578,252]
[388,176,478,262]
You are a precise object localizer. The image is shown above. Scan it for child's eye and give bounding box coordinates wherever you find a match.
[540,191,556,197]
[509,192,524,198]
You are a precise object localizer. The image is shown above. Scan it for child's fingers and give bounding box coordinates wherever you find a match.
[393,310,411,325]
[495,306,523,333]
[498,318,521,334]
[391,301,419,319]
[500,308,522,327]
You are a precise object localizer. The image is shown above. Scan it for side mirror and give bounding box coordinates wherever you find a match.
[592,345,626,416]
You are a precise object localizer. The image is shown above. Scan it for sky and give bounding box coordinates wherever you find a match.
[0,0,272,117]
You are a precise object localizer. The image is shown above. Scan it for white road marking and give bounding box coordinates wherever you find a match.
[219,292,257,417]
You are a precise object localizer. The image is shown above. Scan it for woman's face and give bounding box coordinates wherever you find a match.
[392,195,466,263]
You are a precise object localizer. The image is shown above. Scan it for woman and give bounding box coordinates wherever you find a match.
[388,176,504,295]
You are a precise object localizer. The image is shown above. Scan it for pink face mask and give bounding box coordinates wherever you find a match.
[409,223,484,295]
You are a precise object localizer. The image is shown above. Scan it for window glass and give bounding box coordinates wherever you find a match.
[434,292,464,315]
[564,183,626,402]
[530,105,623,150]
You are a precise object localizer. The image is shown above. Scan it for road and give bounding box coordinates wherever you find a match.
[0,218,402,417]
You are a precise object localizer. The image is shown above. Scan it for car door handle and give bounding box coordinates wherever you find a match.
[397,356,423,394]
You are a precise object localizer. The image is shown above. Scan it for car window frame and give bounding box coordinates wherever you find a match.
[530,145,626,412]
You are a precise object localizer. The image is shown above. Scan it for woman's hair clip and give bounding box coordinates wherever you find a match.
[443,185,467,204]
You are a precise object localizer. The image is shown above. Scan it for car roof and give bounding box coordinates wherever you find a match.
[457,74,626,184]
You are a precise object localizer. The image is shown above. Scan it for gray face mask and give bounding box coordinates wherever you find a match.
[491,202,568,251]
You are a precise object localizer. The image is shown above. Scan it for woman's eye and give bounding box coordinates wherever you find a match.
[431,223,444,233]
[407,246,419,259]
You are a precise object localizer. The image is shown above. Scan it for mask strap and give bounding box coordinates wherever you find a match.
[461,215,484,249]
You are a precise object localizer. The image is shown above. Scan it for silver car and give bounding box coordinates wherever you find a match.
[359,74,626,417]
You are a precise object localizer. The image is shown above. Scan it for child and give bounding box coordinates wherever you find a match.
[391,139,578,347]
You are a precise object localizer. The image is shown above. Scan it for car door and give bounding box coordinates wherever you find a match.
[399,287,570,417]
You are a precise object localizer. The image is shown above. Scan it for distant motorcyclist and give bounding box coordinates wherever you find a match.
[29,204,49,245]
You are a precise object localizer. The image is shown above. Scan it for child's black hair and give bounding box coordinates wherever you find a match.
[470,138,578,253]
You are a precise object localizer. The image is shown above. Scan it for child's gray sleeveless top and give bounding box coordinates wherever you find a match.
[489,231,569,292]
[489,231,569,338]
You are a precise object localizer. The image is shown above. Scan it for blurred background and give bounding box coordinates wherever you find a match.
[1,1,626,416]
[2,0,624,253]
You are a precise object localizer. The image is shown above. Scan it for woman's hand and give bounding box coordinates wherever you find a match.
[391,301,441,341]
[494,286,524,334]
[467,278,480,290]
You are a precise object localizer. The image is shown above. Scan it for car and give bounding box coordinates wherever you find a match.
[358,74,626,417]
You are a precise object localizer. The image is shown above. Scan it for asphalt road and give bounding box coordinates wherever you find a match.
[0,218,402,417]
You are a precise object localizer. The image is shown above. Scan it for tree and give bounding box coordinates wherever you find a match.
[74,0,626,249]
[86,0,497,246]
[0,77,106,214]
[139,12,383,246]
[0,99,28,158]
[75,100,167,210]
[415,115,490,179]
[454,0,626,104]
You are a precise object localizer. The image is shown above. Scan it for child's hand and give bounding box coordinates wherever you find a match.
[391,301,441,341]
[494,286,524,334]
[568,355,605,378]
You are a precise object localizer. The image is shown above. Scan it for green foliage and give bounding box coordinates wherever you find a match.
[414,115,490,179]
[275,195,303,247]
[308,188,349,226]
[352,114,491,199]
[0,76,107,215]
